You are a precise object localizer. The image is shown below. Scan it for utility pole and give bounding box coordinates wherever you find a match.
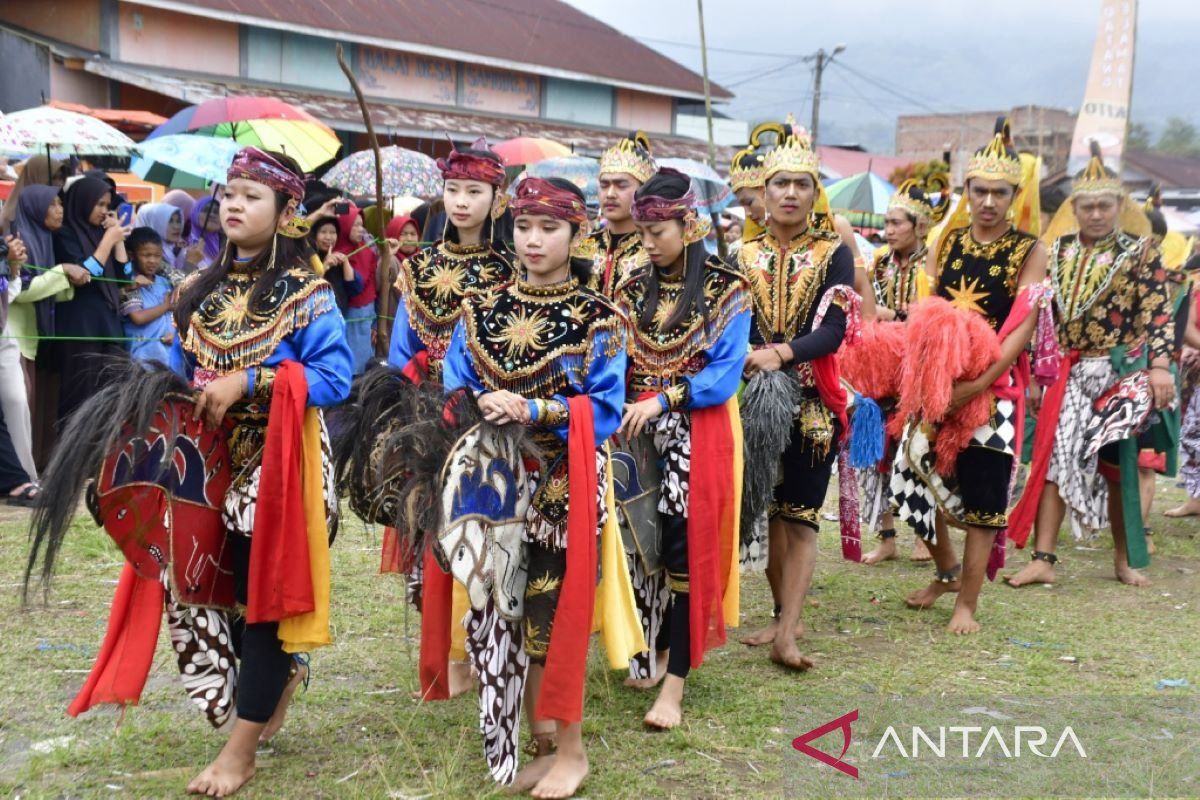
[805,44,845,145]
[696,0,717,170]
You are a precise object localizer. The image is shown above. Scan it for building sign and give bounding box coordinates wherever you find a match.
[462,65,540,117]
[1067,0,1138,174]
[357,46,456,106]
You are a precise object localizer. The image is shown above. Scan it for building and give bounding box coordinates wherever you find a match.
[896,105,1075,186]
[0,0,744,163]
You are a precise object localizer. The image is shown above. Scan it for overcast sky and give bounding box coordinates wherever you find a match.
[563,0,1199,153]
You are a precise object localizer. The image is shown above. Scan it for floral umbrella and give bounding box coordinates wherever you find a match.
[323,146,442,199]
[0,112,28,154]
[4,105,137,156]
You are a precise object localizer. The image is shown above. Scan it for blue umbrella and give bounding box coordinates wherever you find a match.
[656,157,734,217]
[524,156,600,206]
[131,134,242,189]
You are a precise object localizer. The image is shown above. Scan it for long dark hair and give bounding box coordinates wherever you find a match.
[443,148,502,246]
[174,151,310,335]
[634,171,707,332]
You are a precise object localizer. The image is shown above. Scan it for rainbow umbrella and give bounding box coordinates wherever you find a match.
[493,137,572,167]
[323,146,442,199]
[146,96,341,172]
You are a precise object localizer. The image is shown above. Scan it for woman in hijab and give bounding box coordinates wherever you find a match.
[183,195,223,272]
[135,202,187,276]
[52,176,131,422]
[375,214,420,353]
[1,155,71,234]
[161,189,196,238]
[333,205,378,375]
[309,215,361,314]
[8,186,91,470]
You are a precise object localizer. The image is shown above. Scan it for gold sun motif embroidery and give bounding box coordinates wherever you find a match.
[418,261,467,302]
[946,276,989,315]
[495,307,551,359]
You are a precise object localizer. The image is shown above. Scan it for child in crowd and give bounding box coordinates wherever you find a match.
[121,227,176,366]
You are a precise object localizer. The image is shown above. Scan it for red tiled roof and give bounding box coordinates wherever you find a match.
[85,59,737,164]
[127,0,731,101]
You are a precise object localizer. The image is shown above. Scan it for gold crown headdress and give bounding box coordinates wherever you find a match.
[763,115,820,181]
[888,179,934,224]
[729,121,786,192]
[599,130,656,184]
[965,117,1022,186]
[1072,140,1124,198]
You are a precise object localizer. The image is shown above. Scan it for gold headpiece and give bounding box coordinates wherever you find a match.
[1072,140,1124,198]
[965,117,1022,186]
[599,130,656,184]
[729,121,785,192]
[763,116,820,181]
[888,179,934,224]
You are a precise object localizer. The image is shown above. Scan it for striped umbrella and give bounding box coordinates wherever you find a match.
[824,171,896,229]
[146,96,341,173]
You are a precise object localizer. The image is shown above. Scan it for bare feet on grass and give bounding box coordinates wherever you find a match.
[1003,558,1056,588]
[769,637,814,671]
[643,675,684,730]
[947,604,982,635]
[860,536,897,565]
[187,746,255,797]
[624,650,668,689]
[904,578,960,609]
[1115,562,1151,587]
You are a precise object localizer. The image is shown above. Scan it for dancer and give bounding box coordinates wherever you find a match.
[384,139,514,700]
[442,176,626,797]
[582,132,655,297]
[859,180,942,565]
[1006,143,1176,588]
[892,120,1047,634]
[614,168,749,725]
[736,126,856,668]
[27,147,351,798]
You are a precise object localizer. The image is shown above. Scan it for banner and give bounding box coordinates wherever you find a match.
[1067,0,1138,175]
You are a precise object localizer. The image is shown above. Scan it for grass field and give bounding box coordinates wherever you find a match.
[1,476,1197,799]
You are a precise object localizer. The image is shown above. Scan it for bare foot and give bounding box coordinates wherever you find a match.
[947,606,982,635]
[1146,536,1156,556]
[1164,499,1200,517]
[1003,558,1056,588]
[259,661,307,743]
[904,578,960,609]
[910,537,932,562]
[793,619,805,640]
[624,651,668,689]
[531,750,588,799]
[644,675,684,730]
[187,749,255,797]
[860,537,897,565]
[740,620,779,647]
[1115,563,1151,587]
[769,638,814,671]
[448,661,474,698]
[509,754,556,793]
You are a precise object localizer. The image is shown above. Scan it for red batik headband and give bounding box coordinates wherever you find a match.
[630,167,696,222]
[227,147,304,202]
[511,177,588,225]
[437,136,506,187]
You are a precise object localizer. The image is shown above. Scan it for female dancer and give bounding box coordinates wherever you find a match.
[384,138,515,701]
[27,147,351,798]
[614,168,749,727]
[443,176,625,798]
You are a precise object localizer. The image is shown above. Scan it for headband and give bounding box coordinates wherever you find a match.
[227,147,304,202]
[437,136,505,187]
[511,177,588,225]
[631,168,696,222]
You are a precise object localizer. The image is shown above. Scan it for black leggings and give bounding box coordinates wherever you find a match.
[658,514,693,680]
[231,534,294,724]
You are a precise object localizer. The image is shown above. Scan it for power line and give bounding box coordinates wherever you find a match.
[634,35,798,59]
[724,57,809,88]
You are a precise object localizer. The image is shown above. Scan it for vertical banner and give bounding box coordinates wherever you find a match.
[1067,0,1138,174]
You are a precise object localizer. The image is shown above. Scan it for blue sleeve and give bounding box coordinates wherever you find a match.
[291,307,353,407]
[683,305,751,410]
[386,295,426,371]
[83,256,104,277]
[528,328,627,447]
[442,320,484,396]
[345,270,364,297]
[168,335,193,381]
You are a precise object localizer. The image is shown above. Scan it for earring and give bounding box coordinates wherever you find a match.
[267,233,279,270]
[1005,206,1015,223]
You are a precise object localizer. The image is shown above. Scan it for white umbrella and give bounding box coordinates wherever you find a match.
[4,105,137,157]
